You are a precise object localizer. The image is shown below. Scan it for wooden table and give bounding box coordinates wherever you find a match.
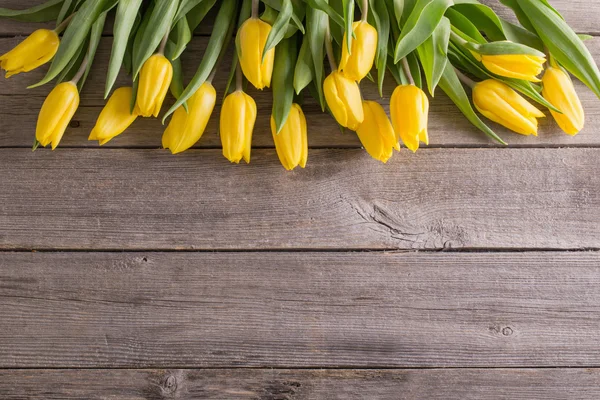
[1,1,600,398]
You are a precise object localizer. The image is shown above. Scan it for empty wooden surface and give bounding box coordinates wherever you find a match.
[1,0,600,398]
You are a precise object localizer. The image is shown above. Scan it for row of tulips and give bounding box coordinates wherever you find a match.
[0,0,599,169]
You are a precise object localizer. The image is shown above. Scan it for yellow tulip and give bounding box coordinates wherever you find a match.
[220,91,256,164]
[339,21,378,82]
[473,79,545,136]
[162,82,217,154]
[356,101,399,163]
[324,71,364,130]
[0,29,59,78]
[36,82,79,149]
[390,84,429,152]
[134,54,173,117]
[542,66,585,136]
[271,104,308,170]
[89,87,138,145]
[473,52,545,82]
[238,18,275,90]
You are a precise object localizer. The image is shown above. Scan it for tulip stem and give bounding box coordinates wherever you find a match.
[325,22,338,71]
[449,30,469,48]
[361,0,369,22]
[158,28,170,55]
[55,13,75,34]
[401,58,415,86]
[454,67,476,89]
[236,62,243,91]
[70,52,90,85]
[251,0,259,18]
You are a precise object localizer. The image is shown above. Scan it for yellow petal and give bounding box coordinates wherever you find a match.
[339,21,378,82]
[90,87,137,144]
[135,54,173,117]
[0,29,59,77]
[390,84,429,152]
[356,101,397,163]
[36,82,79,149]
[271,103,308,170]
[238,18,275,90]
[542,66,585,135]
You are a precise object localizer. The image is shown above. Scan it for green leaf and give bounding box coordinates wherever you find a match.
[294,34,314,94]
[57,0,75,26]
[165,40,187,112]
[445,8,486,44]
[417,16,450,96]
[163,0,237,122]
[30,0,112,88]
[470,40,545,58]
[56,40,86,83]
[105,0,143,98]
[131,0,179,79]
[394,0,453,63]
[224,0,252,98]
[304,0,345,29]
[170,15,192,60]
[342,0,355,53]
[518,0,600,99]
[369,0,390,97]
[263,0,306,34]
[306,6,328,111]
[174,0,205,23]
[272,37,298,133]
[438,63,506,145]
[78,9,108,91]
[263,0,294,62]
[0,0,63,22]
[187,0,218,32]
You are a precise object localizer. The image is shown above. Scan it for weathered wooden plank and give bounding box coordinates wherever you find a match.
[1,36,600,148]
[0,148,599,250]
[0,0,598,35]
[1,368,600,399]
[1,251,600,368]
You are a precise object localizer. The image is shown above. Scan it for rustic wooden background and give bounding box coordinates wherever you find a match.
[1,0,600,398]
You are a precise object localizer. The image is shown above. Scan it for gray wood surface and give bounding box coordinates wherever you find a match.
[1,0,600,397]
[1,251,600,368]
[1,368,600,400]
[1,148,599,251]
[1,37,599,148]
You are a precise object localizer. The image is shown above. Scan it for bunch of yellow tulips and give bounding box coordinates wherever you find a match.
[0,0,598,169]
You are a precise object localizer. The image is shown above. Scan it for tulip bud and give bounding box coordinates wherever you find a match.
[162,82,217,154]
[134,54,173,118]
[238,18,275,90]
[356,101,399,163]
[390,85,429,152]
[339,21,378,82]
[271,104,308,170]
[324,71,364,130]
[88,87,138,145]
[0,29,59,78]
[220,91,257,164]
[473,52,545,82]
[36,82,79,149]
[542,66,585,136]
[473,79,545,136]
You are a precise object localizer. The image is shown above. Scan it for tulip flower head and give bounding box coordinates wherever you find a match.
[324,71,364,130]
[238,18,275,90]
[36,82,79,149]
[390,84,429,153]
[163,82,217,154]
[134,54,173,118]
[271,104,308,170]
[473,79,545,136]
[542,66,585,136]
[89,87,138,145]
[339,21,378,82]
[0,29,59,78]
[356,101,399,163]
[220,90,257,164]
[473,51,545,82]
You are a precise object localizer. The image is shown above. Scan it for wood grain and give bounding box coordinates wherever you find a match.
[1,148,599,251]
[1,37,600,148]
[0,0,598,35]
[1,368,600,399]
[1,251,600,368]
